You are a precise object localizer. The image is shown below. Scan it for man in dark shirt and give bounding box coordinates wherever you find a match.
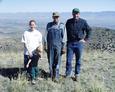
[65,8,91,81]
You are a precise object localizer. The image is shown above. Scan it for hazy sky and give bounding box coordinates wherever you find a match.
[0,0,115,13]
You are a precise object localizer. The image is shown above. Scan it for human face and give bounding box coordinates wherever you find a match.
[29,22,36,30]
[52,16,59,23]
[72,13,80,20]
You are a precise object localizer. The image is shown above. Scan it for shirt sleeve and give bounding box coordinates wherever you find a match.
[21,32,26,43]
[40,33,42,46]
[84,20,92,41]
[22,31,34,54]
[21,35,25,43]
[44,23,49,46]
[60,23,67,49]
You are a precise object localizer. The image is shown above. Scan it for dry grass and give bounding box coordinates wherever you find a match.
[0,50,114,92]
[0,28,115,92]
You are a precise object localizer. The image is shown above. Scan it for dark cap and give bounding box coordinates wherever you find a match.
[52,12,60,17]
[72,8,80,14]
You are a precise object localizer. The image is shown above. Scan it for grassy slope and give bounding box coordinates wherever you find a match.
[0,27,115,92]
[0,50,114,92]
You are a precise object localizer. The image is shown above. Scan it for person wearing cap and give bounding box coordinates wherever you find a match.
[44,12,66,82]
[65,8,91,81]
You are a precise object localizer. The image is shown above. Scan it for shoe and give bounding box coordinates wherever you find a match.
[53,78,59,83]
[37,77,43,80]
[31,80,36,85]
[66,75,72,78]
[74,76,77,81]
[52,76,55,81]
[74,75,79,81]
[66,72,73,78]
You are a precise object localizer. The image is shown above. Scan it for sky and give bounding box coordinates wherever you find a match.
[0,0,115,13]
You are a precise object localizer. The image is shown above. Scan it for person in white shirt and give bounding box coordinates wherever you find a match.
[22,20,42,84]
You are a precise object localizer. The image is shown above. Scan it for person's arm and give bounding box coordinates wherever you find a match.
[21,32,33,57]
[36,33,43,58]
[44,23,49,52]
[80,20,92,43]
[84,20,92,42]
[26,59,31,68]
[39,33,43,53]
[24,44,33,57]
[39,33,43,52]
[60,23,67,54]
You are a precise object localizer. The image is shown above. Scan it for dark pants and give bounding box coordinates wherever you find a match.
[24,55,30,73]
[66,42,84,76]
[24,55,39,80]
[47,45,61,79]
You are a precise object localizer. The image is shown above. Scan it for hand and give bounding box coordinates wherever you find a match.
[61,48,66,55]
[29,52,33,58]
[79,39,86,43]
[36,46,42,53]
[44,45,48,53]
[26,64,29,68]
[38,52,42,58]
[38,49,42,53]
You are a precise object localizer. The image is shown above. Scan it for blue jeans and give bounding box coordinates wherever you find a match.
[48,45,61,79]
[30,67,39,80]
[66,42,84,76]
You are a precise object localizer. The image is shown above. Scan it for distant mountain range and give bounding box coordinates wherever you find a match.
[0,11,115,29]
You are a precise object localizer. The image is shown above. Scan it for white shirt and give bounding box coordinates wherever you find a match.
[22,29,42,55]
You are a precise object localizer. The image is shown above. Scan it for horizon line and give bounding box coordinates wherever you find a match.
[0,11,115,14]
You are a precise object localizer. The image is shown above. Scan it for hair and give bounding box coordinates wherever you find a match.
[29,20,36,25]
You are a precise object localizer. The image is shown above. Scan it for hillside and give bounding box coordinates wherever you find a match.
[0,27,115,92]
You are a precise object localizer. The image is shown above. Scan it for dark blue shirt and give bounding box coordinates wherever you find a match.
[66,18,91,42]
